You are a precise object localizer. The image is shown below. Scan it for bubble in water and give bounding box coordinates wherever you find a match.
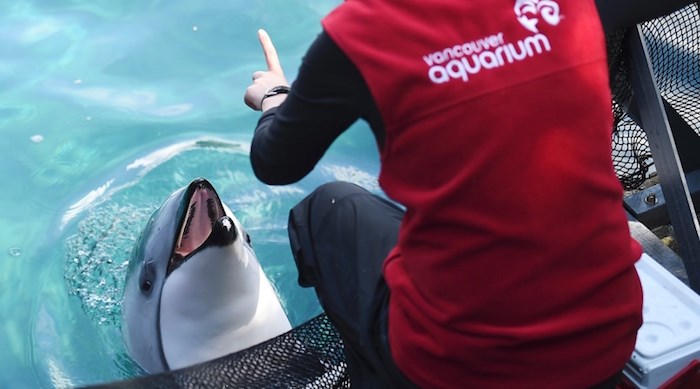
[30,134,44,143]
[192,25,199,32]
[64,203,155,326]
[8,247,21,257]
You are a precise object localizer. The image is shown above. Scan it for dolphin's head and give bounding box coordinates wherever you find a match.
[121,178,261,373]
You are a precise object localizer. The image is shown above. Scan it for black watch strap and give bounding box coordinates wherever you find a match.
[261,85,291,104]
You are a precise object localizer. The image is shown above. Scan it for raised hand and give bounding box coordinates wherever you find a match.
[244,29,290,111]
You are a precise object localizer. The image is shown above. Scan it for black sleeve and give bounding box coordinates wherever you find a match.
[596,0,697,34]
[250,32,382,185]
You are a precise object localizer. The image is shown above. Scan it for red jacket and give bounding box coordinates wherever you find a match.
[323,0,643,387]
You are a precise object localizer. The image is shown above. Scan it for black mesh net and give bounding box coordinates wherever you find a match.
[609,4,700,190]
[91,314,350,388]
[88,7,700,389]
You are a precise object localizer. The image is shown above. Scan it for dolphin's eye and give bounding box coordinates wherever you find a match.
[141,280,152,291]
[139,262,156,294]
[246,233,251,245]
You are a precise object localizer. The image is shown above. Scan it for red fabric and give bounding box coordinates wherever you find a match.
[323,0,643,388]
[659,360,700,389]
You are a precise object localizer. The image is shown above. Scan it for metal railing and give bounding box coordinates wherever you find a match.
[623,13,700,292]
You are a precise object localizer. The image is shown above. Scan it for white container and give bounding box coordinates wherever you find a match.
[624,253,700,388]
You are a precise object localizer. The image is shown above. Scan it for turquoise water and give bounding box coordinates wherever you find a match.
[0,1,382,387]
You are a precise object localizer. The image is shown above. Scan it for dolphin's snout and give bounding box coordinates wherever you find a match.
[192,178,208,189]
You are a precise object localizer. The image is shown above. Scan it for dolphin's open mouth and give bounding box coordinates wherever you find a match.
[168,179,227,274]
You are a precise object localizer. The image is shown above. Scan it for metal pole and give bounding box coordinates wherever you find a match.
[626,25,700,292]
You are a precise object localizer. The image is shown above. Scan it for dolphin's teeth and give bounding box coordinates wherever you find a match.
[183,203,196,237]
[206,198,217,223]
[175,202,197,257]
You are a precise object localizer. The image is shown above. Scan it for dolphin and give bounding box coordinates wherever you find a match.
[122,178,292,373]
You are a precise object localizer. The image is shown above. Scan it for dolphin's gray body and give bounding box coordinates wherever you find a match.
[122,178,291,373]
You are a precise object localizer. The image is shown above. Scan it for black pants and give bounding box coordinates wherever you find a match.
[288,181,623,389]
[288,181,413,388]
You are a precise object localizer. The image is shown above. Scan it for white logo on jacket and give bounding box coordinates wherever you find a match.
[514,0,561,33]
[420,0,564,84]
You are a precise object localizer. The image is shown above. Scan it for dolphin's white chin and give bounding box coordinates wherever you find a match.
[159,240,291,370]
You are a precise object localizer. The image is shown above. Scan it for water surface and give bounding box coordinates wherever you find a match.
[0,1,385,387]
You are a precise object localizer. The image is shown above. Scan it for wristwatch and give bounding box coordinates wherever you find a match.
[261,85,291,105]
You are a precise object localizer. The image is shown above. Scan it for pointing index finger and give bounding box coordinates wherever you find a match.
[258,29,282,74]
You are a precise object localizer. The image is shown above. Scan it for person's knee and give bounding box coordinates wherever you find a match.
[298,181,369,223]
[311,181,367,203]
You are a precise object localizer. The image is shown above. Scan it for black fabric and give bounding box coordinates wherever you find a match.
[288,181,414,388]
